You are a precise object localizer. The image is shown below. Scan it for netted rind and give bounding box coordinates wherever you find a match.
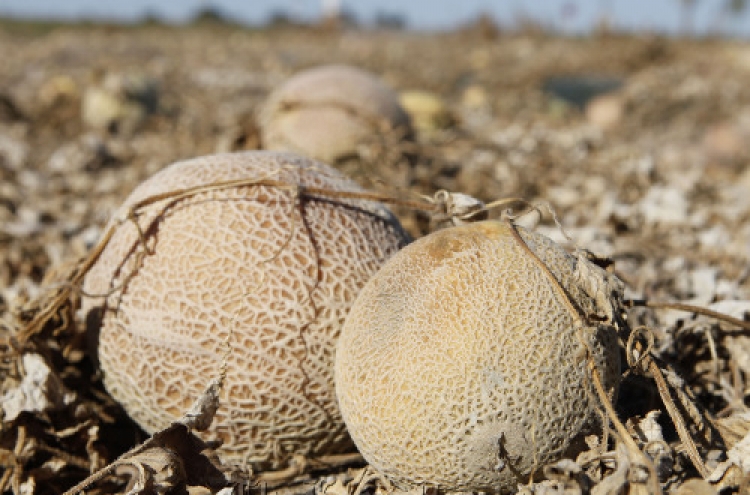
[82,151,410,470]
[335,220,621,494]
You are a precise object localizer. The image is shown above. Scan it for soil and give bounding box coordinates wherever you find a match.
[1,19,749,495]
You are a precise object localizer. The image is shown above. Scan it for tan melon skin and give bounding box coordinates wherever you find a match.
[81,151,410,470]
[335,220,622,494]
[260,64,412,163]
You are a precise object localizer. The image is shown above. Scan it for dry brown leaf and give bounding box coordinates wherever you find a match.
[670,478,717,495]
[1,353,70,421]
[591,444,630,495]
[62,379,232,495]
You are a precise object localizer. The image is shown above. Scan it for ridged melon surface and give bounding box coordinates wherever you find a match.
[335,220,622,493]
[82,151,410,470]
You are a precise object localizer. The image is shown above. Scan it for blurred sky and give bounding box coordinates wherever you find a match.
[1,0,750,36]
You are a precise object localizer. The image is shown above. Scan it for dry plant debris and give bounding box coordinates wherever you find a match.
[1,24,750,495]
[60,378,230,495]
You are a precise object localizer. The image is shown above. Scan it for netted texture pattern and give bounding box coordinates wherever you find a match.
[82,151,410,470]
[335,220,621,494]
[259,64,412,163]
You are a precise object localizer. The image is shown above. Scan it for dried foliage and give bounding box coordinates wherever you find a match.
[1,23,750,495]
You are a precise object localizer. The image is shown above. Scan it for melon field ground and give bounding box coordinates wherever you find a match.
[1,19,749,494]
